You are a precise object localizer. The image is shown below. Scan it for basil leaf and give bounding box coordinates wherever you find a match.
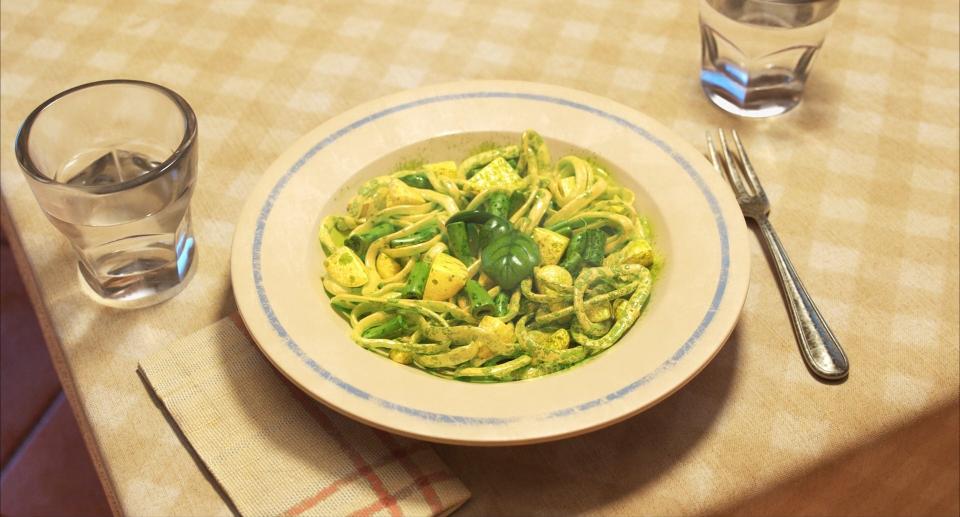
[477,216,512,248]
[481,231,541,290]
[446,210,494,226]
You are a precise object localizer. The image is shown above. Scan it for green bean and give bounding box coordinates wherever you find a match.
[582,229,607,267]
[559,232,586,276]
[445,210,500,227]
[465,188,511,212]
[398,172,432,189]
[548,212,633,236]
[494,290,521,322]
[390,224,439,247]
[345,222,397,257]
[485,192,510,220]
[400,260,430,299]
[509,188,538,224]
[446,222,473,263]
[361,315,410,339]
[548,218,588,234]
[493,292,510,316]
[508,191,527,216]
[464,279,496,317]
[466,223,480,256]
[330,300,353,321]
[381,235,441,259]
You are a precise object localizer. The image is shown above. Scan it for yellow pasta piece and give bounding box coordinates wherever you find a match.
[603,239,654,267]
[464,157,524,194]
[423,253,468,301]
[324,247,368,287]
[375,253,401,278]
[531,227,569,265]
[558,175,578,199]
[385,178,425,207]
[423,160,457,180]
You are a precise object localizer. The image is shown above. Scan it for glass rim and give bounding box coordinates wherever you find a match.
[14,79,198,195]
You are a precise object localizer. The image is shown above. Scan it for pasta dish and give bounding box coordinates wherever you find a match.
[318,130,661,382]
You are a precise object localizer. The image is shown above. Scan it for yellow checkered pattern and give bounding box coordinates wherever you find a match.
[1,0,957,515]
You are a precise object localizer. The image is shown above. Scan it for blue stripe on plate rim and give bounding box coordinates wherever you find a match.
[252,91,730,426]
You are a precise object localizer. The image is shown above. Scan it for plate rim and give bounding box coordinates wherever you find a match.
[231,80,751,445]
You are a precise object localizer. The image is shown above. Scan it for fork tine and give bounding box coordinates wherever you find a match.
[705,132,724,175]
[707,131,740,194]
[717,129,748,197]
[731,129,765,197]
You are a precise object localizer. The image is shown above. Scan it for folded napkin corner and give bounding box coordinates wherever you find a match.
[138,317,471,517]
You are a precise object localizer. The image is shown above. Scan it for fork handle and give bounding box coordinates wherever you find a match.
[756,218,850,380]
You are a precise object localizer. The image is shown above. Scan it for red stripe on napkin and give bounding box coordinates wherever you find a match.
[349,471,456,517]
[286,386,400,517]
[283,443,428,516]
[375,430,444,514]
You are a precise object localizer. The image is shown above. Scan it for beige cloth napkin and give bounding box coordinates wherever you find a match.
[138,318,470,517]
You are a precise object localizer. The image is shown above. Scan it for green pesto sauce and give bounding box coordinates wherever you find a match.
[392,157,426,173]
[467,141,510,156]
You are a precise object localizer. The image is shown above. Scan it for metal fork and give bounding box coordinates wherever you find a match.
[706,129,849,381]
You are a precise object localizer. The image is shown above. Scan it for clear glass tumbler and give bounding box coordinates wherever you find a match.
[699,0,840,118]
[15,80,199,309]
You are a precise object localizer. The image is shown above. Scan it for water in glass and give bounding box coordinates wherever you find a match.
[700,0,840,117]
[45,140,196,307]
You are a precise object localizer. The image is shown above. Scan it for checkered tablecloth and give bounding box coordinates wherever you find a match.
[1,0,957,515]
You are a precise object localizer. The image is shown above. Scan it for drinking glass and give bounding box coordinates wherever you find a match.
[15,80,199,308]
[699,0,840,117]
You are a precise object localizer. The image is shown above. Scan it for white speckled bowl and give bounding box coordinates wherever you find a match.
[231,81,751,445]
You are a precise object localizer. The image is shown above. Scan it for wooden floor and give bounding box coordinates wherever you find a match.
[719,401,960,517]
[0,230,112,517]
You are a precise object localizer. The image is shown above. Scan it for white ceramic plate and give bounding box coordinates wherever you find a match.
[232,81,750,445]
